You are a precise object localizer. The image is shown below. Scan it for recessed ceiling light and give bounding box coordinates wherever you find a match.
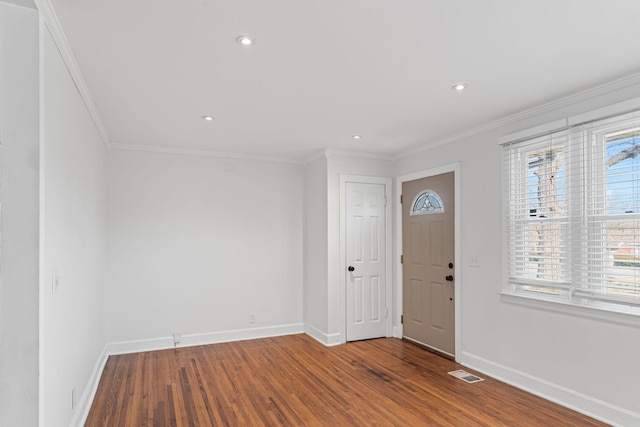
[202,115,214,121]
[235,35,255,47]
[352,135,362,140]
[452,83,468,92]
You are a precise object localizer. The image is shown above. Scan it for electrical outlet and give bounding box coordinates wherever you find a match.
[52,271,60,294]
[173,332,182,346]
[71,387,77,409]
[470,256,480,267]
[249,313,256,324]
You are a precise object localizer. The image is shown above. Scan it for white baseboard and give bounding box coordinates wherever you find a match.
[392,325,403,339]
[107,323,305,355]
[106,335,175,355]
[303,324,341,346]
[71,345,109,427]
[460,351,640,427]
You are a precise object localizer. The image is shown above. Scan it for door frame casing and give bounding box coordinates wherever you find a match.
[340,175,393,344]
[395,163,461,361]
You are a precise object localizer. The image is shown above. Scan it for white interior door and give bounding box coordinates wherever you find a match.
[346,182,387,341]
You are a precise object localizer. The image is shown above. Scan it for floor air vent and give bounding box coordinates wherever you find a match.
[448,369,484,384]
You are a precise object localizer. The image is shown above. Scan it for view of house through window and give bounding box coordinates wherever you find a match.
[503,109,640,312]
[596,128,640,300]
[525,142,567,294]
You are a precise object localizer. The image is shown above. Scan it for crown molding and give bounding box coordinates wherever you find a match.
[302,148,394,166]
[302,149,328,166]
[325,148,394,161]
[113,144,394,167]
[110,142,303,165]
[395,72,640,160]
[35,0,111,150]
[4,0,36,9]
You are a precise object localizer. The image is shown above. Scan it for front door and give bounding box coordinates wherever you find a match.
[402,172,455,356]
[346,182,387,341]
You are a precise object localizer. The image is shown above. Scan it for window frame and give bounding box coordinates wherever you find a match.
[501,100,640,318]
[505,132,572,298]
[577,117,640,310]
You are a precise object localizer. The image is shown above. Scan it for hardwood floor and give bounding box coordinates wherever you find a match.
[86,334,606,426]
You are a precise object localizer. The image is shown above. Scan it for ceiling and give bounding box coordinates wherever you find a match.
[47,0,640,162]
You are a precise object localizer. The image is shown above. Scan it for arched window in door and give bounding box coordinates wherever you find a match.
[410,190,444,215]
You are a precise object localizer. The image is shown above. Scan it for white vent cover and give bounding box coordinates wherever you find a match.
[448,370,484,384]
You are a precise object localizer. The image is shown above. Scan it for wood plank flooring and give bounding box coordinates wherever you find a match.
[86,334,606,426]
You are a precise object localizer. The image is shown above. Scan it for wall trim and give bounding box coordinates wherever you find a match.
[460,351,639,427]
[395,72,640,160]
[5,0,36,9]
[392,325,403,339]
[106,323,304,355]
[111,142,302,165]
[498,118,568,145]
[568,95,640,126]
[303,149,394,166]
[499,293,640,328]
[34,0,111,150]
[71,345,109,427]
[304,324,341,347]
[303,149,328,166]
[326,149,394,161]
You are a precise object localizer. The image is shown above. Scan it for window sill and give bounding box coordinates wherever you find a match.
[498,292,640,328]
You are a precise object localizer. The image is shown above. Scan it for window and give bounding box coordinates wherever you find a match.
[504,131,570,295]
[503,109,640,313]
[411,190,444,215]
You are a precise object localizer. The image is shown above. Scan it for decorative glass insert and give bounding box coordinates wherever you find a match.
[411,190,444,215]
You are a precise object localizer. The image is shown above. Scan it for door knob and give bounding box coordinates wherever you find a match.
[348,266,355,272]
[445,275,454,281]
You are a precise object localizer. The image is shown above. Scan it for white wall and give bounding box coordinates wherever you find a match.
[107,150,303,346]
[303,152,394,344]
[394,84,640,425]
[303,155,328,340]
[41,23,108,427]
[0,3,39,425]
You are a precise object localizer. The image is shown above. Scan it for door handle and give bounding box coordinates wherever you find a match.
[445,275,454,281]
[348,266,355,272]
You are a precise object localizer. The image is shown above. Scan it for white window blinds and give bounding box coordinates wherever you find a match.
[504,130,571,294]
[503,109,640,311]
